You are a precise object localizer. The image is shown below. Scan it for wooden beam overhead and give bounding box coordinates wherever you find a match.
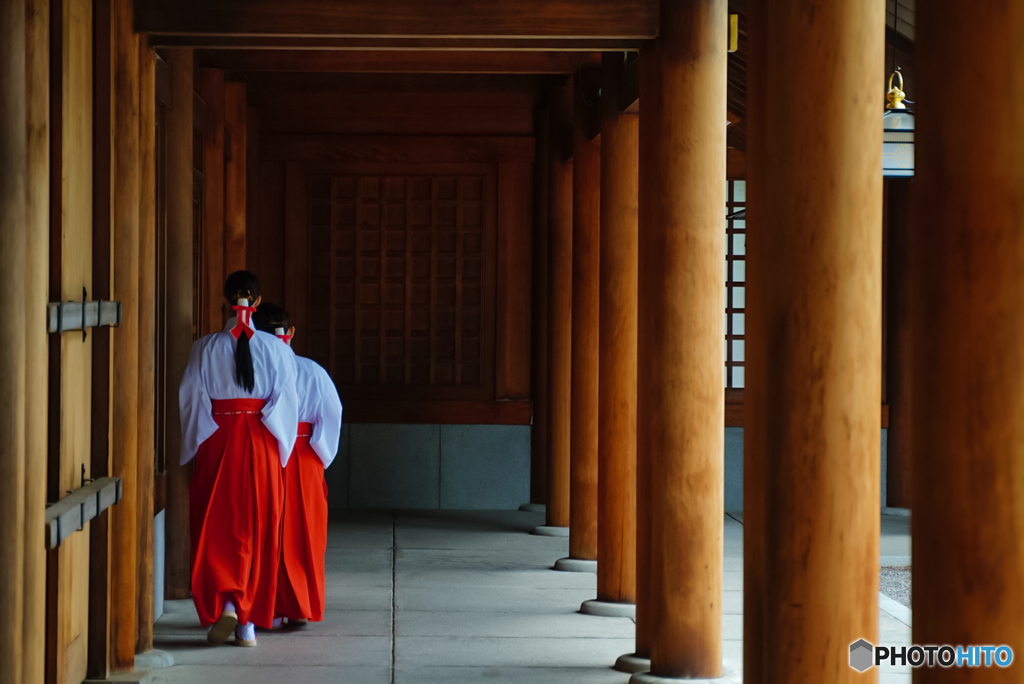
[196,49,600,74]
[149,35,643,52]
[134,0,658,40]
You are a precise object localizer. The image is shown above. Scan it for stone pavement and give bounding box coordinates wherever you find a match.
[150,510,911,683]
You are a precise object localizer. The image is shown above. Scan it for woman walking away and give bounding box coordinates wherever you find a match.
[179,271,298,647]
[254,303,342,626]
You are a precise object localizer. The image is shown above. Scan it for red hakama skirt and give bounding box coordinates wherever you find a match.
[275,422,329,622]
[189,398,284,628]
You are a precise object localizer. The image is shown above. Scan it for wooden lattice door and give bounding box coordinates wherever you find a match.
[306,167,496,402]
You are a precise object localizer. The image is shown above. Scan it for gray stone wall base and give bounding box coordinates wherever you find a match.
[531,525,569,537]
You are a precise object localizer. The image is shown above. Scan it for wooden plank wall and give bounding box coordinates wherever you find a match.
[244,74,536,424]
[197,69,225,333]
[25,0,51,681]
[135,40,156,655]
[223,82,246,275]
[162,48,194,603]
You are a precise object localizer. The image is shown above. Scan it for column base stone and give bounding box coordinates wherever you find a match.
[519,502,546,513]
[553,557,597,573]
[615,653,651,674]
[531,525,569,537]
[580,599,636,618]
[629,665,738,683]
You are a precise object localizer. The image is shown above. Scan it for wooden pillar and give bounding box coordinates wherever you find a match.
[884,179,912,509]
[0,1,28,682]
[567,80,599,561]
[198,68,225,335]
[110,0,140,670]
[745,0,882,680]
[163,48,194,601]
[642,0,726,677]
[912,3,1024,679]
[223,82,246,275]
[135,41,156,655]
[631,47,660,664]
[529,106,550,506]
[595,52,637,606]
[545,80,572,530]
[24,0,50,681]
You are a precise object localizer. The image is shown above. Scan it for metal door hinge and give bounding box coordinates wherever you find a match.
[47,287,122,340]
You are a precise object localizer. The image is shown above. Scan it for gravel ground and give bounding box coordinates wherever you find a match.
[880,566,912,608]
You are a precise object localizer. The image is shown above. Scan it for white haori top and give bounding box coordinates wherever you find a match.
[178,315,300,467]
[293,354,343,469]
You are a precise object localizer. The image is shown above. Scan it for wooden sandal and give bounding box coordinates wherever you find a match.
[207,610,238,645]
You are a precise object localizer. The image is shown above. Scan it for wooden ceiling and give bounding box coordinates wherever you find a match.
[135,0,658,44]
[194,50,601,75]
[140,0,912,158]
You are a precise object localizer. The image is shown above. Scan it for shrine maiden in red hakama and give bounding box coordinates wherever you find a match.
[274,352,342,623]
[178,278,298,643]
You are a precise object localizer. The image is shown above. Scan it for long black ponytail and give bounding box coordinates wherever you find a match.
[224,270,260,393]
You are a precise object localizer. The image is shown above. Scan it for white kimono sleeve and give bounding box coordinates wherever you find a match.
[261,343,299,467]
[310,366,343,469]
[178,338,217,465]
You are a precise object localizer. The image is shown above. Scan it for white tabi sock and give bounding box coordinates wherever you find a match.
[236,622,256,642]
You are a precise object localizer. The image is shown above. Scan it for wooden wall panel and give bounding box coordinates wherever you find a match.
[255,161,285,305]
[87,0,111,676]
[311,165,496,402]
[496,162,532,400]
[135,41,156,655]
[163,48,194,602]
[259,92,534,136]
[47,1,95,681]
[109,0,140,669]
[258,76,540,424]
[25,0,51,681]
[283,162,308,356]
[197,68,224,334]
[0,0,27,681]
[244,105,259,275]
[244,74,538,137]
[262,135,534,165]
[223,81,245,275]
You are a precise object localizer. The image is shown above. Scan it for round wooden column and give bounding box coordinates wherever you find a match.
[565,82,600,564]
[620,47,661,670]
[0,0,28,680]
[912,3,1024,680]
[744,0,883,681]
[641,0,726,678]
[528,106,550,508]
[544,81,573,531]
[591,52,637,609]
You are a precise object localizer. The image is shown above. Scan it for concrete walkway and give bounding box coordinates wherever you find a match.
[150,510,910,683]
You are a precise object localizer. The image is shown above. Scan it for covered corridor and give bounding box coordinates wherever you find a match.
[4,0,1023,682]
[147,510,912,684]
